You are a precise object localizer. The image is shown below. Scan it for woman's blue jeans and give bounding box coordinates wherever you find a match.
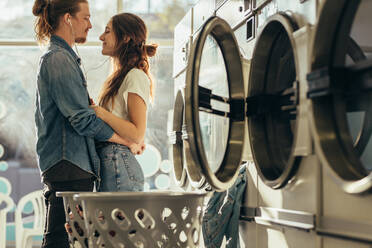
[97,143,144,192]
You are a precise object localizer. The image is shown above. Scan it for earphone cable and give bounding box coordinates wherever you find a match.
[69,21,109,81]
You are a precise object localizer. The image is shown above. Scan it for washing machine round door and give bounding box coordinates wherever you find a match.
[247,13,301,189]
[308,0,372,194]
[170,89,187,187]
[184,16,245,191]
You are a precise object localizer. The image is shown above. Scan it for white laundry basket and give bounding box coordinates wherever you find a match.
[56,192,90,248]
[74,192,206,248]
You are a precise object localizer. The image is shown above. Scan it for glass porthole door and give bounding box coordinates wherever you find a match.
[246,13,302,189]
[307,0,372,194]
[183,16,245,191]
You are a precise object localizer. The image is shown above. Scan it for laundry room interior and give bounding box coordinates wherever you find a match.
[0,0,371,247]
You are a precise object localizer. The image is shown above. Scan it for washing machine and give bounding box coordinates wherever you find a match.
[171,1,222,191]
[240,1,322,247]
[213,1,261,247]
[174,1,259,246]
[173,0,322,247]
[170,7,193,189]
[171,0,246,193]
[183,15,246,191]
[307,0,372,247]
[214,2,320,247]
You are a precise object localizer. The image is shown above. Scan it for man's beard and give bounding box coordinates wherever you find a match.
[75,30,88,43]
[75,37,86,43]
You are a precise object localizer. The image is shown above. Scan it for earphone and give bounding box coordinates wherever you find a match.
[67,17,75,43]
[66,16,87,78]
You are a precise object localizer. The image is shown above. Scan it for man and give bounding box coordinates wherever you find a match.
[32,1,136,247]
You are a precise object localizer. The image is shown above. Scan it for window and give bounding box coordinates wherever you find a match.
[0,0,36,40]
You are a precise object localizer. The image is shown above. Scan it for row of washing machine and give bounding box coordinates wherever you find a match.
[170,0,372,247]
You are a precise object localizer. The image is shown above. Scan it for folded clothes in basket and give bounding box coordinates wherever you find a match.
[202,164,247,248]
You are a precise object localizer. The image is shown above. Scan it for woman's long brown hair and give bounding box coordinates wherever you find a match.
[99,13,158,110]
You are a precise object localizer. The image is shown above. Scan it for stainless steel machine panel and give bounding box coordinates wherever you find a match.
[322,237,372,248]
[174,70,186,95]
[245,6,319,247]
[173,9,193,77]
[255,0,317,31]
[173,39,192,78]
[234,16,256,60]
[216,0,247,29]
[193,0,215,35]
[254,0,267,9]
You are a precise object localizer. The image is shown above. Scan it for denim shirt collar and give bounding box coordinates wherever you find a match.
[50,35,81,65]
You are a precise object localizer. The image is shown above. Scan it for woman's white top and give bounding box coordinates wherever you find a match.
[109,68,150,120]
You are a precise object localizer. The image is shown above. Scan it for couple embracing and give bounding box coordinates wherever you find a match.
[32,0,157,247]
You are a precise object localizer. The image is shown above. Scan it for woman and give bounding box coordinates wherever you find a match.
[90,13,157,192]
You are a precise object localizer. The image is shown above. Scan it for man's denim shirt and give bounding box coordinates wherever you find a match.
[35,35,114,180]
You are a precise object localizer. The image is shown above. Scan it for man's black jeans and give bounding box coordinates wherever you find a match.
[41,178,94,248]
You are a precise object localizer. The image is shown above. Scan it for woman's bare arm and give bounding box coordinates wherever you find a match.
[90,92,147,144]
